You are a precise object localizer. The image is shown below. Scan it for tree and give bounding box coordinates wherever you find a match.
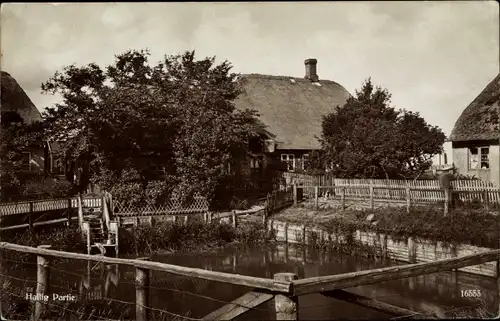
[316,78,446,180]
[41,49,263,205]
[0,111,45,200]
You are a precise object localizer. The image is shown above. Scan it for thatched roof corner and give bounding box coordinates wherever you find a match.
[234,74,351,150]
[450,73,500,142]
[1,71,42,124]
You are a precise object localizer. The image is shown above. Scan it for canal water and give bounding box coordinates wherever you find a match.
[2,243,498,320]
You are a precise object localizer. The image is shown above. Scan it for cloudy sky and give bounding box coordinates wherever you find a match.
[1,2,498,137]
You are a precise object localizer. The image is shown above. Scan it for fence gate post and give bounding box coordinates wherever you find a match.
[34,245,51,321]
[293,185,298,205]
[274,273,298,320]
[135,266,150,321]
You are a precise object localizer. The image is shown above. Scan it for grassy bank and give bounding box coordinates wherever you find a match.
[272,205,499,250]
[0,218,275,263]
[120,217,275,254]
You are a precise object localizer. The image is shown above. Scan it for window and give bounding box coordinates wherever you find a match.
[250,156,263,169]
[21,152,31,171]
[302,154,309,170]
[480,147,489,169]
[281,154,295,171]
[469,147,489,169]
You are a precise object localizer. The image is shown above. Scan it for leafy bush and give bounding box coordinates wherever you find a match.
[20,177,76,200]
[1,226,86,265]
[119,217,274,255]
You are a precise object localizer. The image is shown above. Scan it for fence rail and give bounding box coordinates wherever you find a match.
[1,242,499,320]
[0,197,102,217]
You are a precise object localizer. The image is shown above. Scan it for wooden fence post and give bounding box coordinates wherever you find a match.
[232,211,237,229]
[484,190,490,211]
[408,237,416,263]
[135,266,150,321]
[497,259,500,317]
[341,187,346,210]
[293,185,298,205]
[274,273,298,320]
[405,187,411,213]
[369,181,374,210]
[34,245,51,321]
[67,199,72,226]
[314,186,319,209]
[284,223,289,243]
[29,202,34,230]
[444,189,450,216]
[115,219,120,257]
[77,194,84,229]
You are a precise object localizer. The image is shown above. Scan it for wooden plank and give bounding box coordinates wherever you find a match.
[292,249,500,296]
[322,290,427,318]
[201,290,274,320]
[0,242,292,293]
[0,218,69,231]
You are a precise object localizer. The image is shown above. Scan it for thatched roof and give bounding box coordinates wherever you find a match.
[1,71,41,124]
[234,74,351,150]
[450,73,500,142]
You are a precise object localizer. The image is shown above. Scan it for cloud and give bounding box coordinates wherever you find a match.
[0,2,498,136]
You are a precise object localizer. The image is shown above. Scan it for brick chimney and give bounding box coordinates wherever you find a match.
[304,58,319,82]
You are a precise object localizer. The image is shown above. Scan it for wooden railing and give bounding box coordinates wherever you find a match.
[0,197,101,217]
[1,242,499,320]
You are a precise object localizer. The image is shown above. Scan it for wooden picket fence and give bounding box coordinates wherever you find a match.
[0,197,102,217]
[282,172,500,204]
[113,193,210,217]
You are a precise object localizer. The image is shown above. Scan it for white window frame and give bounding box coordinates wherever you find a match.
[281,154,295,171]
[469,146,489,170]
[302,154,309,170]
[21,152,31,172]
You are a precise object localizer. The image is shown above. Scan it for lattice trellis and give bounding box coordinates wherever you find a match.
[113,193,209,217]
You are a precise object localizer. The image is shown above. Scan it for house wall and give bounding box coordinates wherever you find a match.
[431,141,453,167]
[272,149,312,171]
[452,140,499,186]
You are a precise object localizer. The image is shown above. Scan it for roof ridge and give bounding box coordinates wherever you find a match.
[239,73,341,85]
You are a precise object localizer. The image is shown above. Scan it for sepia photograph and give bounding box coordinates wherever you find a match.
[0,1,499,320]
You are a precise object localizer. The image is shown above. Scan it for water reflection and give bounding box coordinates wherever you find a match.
[3,244,497,320]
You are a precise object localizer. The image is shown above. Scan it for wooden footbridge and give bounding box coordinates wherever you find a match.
[1,242,499,320]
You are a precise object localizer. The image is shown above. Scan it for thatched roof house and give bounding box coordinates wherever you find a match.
[234,59,351,151]
[449,73,500,186]
[1,71,42,123]
[450,73,500,142]
[1,71,49,175]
